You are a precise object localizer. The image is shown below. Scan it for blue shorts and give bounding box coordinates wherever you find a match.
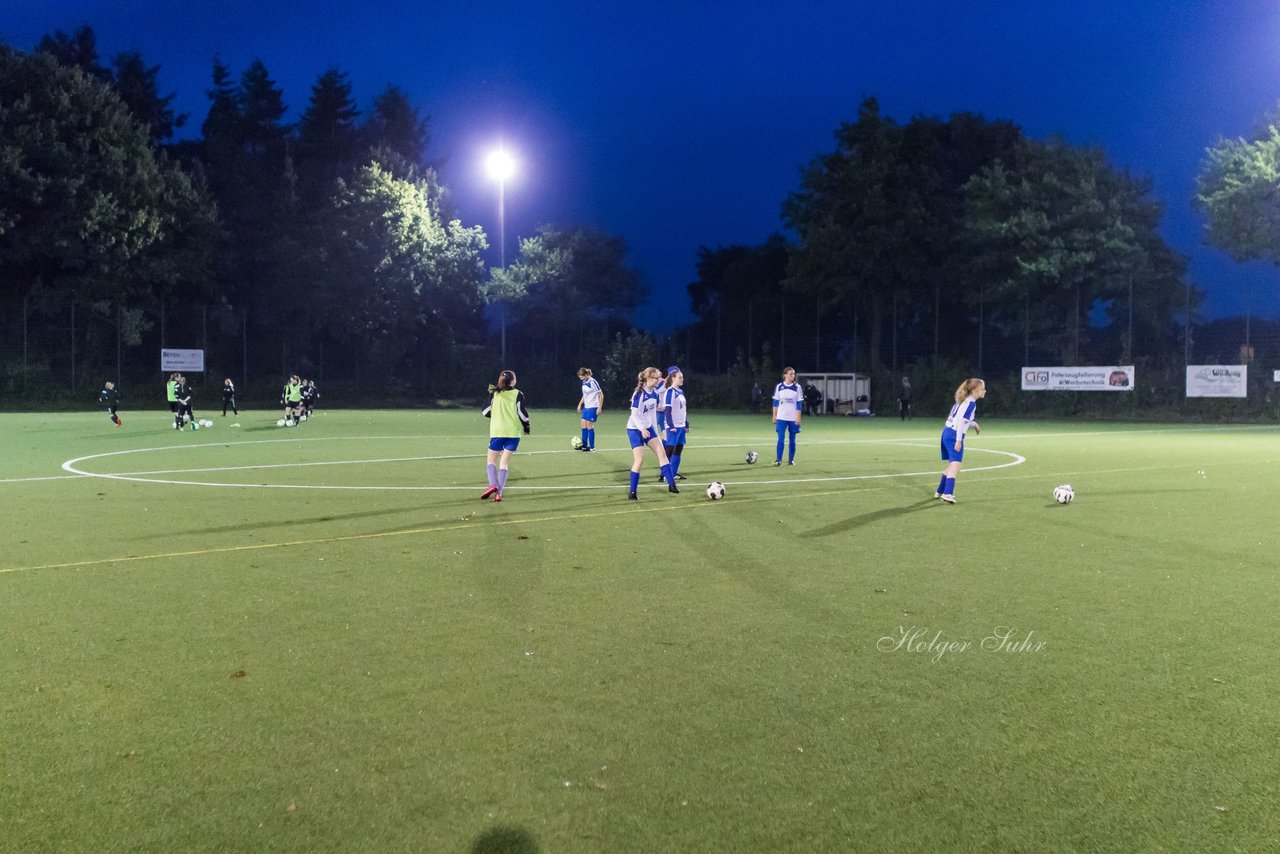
[664,427,687,446]
[489,437,520,453]
[581,407,599,423]
[627,428,654,449]
[940,428,964,462]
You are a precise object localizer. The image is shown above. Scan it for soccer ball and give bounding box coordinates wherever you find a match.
[192,422,200,430]
[277,418,286,427]
[706,481,726,500]
[745,451,758,465]
[300,415,308,422]
[200,419,212,428]
[571,436,583,450]
[1053,484,1075,504]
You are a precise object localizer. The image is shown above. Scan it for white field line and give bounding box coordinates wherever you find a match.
[58,439,1024,492]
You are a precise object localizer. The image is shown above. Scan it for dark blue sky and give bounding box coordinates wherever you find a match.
[6,1,1280,330]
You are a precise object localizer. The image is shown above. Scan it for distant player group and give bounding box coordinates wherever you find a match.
[98,365,985,506]
[96,373,316,431]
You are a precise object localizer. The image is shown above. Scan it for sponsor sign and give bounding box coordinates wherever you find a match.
[1186,365,1247,398]
[1021,366,1134,391]
[161,348,205,372]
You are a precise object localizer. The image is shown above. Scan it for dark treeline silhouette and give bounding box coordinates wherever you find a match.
[2,30,1269,413]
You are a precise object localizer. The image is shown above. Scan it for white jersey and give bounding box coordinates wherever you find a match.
[580,377,602,408]
[627,388,660,432]
[944,397,978,434]
[773,382,803,422]
[662,387,687,429]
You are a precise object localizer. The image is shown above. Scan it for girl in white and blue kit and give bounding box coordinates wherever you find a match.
[772,367,803,465]
[659,366,689,481]
[626,367,679,500]
[936,378,986,504]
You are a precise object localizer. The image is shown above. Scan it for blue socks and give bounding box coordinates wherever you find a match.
[670,454,681,477]
[937,475,947,494]
[487,463,498,487]
[943,477,956,495]
[659,463,675,487]
[581,427,589,447]
[497,468,509,492]
[587,428,595,449]
[629,470,640,493]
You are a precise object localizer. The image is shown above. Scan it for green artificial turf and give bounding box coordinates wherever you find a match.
[1,409,1277,851]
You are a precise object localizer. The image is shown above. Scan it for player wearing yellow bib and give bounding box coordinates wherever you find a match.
[166,373,183,430]
[480,370,531,503]
[282,375,303,426]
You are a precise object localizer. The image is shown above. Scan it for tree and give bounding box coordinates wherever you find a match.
[110,50,185,144]
[1195,115,1280,265]
[783,99,1022,371]
[685,236,789,373]
[496,226,645,367]
[34,25,108,81]
[310,163,488,381]
[0,47,217,372]
[296,68,361,200]
[37,26,185,145]
[365,86,429,177]
[965,138,1180,364]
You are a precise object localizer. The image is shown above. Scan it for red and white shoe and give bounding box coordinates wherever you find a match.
[492,492,503,502]
[480,485,499,500]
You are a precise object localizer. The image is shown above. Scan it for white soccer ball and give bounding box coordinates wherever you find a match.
[277,418,286,427]
[571,436,583,450]
[1053,484,1074,504]
[300,415,308,422]
[745,451,758,465]
[706,481,726,500]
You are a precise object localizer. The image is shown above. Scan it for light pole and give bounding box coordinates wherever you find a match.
[486,148,516,362]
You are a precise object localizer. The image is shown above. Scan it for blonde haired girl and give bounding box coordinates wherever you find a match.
[936,378,986,504]
[625,367,678,500]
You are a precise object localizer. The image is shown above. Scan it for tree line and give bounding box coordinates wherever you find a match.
[2,26,1276,410]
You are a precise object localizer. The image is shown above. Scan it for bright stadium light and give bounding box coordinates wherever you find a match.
[485,149,516,183]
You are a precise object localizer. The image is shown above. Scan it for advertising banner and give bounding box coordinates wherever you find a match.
[1185,365,1247,398]
[1020,366,1134,391]
[161,349,205,372]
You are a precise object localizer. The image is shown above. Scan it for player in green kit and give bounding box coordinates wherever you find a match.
[282,375,303,426]
[480,370,531,502]
[166,373,183,430]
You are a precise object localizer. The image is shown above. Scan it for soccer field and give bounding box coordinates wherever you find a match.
[1,409,1277,851]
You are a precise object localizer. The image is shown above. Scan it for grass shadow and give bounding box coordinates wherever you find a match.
[138,505,425,538]
[805,498,938,537]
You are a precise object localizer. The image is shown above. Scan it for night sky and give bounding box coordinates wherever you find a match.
[5,1,1280,331]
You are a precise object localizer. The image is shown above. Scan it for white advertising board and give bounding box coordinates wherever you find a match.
[1186,365,1247,398]
[161,349,205,372]
[1020,366,1134,391]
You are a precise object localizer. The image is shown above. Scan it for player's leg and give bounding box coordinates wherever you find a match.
[482,445,501,499]
[627,430,646,499]
[648,436,677,492]
[787,422,799,464]
[495,447,515,500]
[774,420,786,464]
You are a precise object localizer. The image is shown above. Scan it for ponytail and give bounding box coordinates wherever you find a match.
[491,370,517,394]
